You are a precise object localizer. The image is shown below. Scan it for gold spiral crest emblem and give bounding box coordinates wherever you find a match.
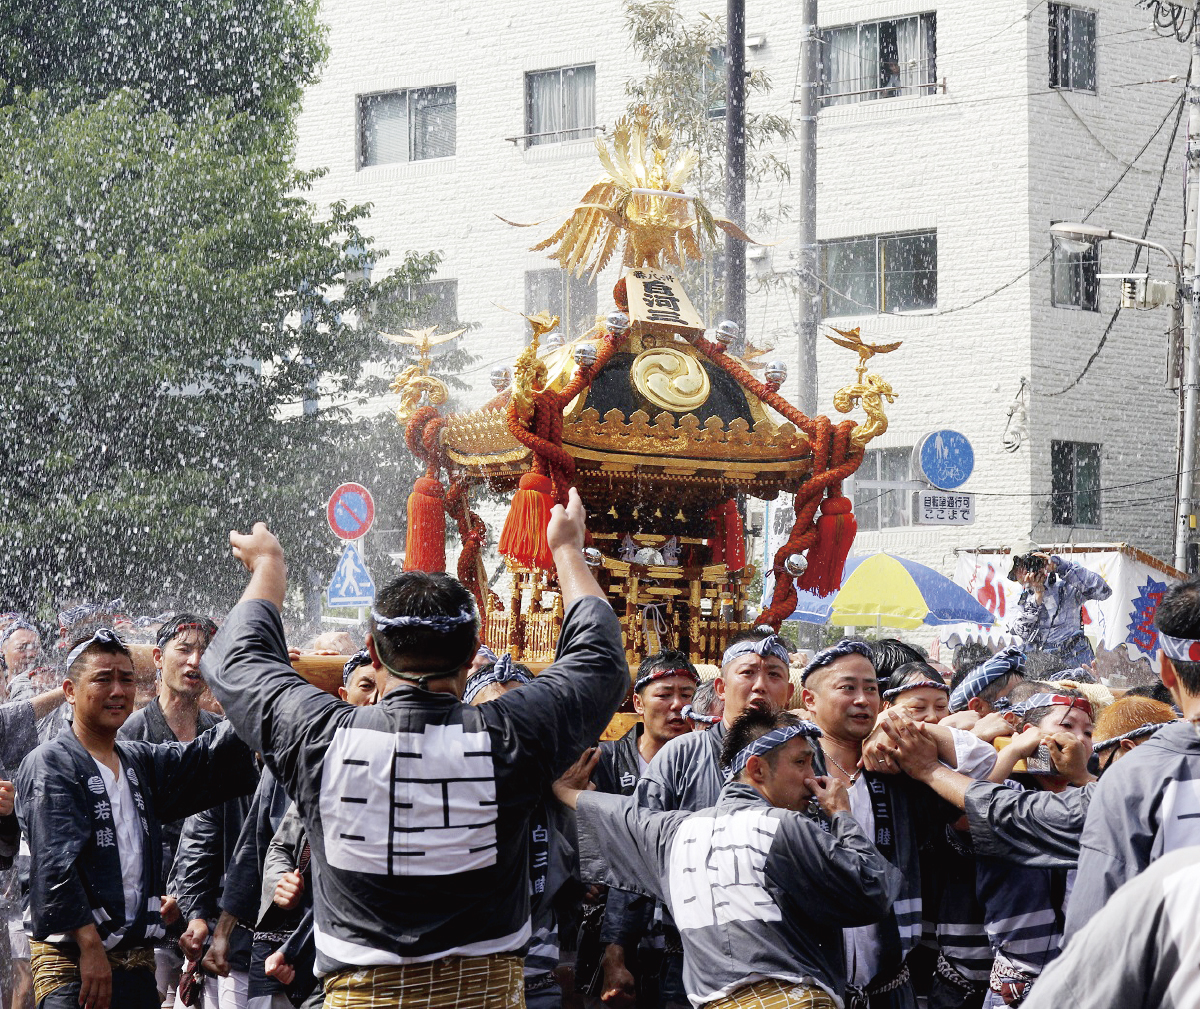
[632,347,711,412]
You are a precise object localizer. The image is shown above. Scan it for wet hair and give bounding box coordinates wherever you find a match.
[873,638,927,681]
[953,641,992,678]
[1093,696,1175,744]
[1125,681,1175,705]
[369,572,479,676]
[66,631,132,682]
[720,708,804,775]
[1155,577,1200,695]
[635,649,699,694]
[691,679,721,717]
[1019,686,1090,731]
[155,613,217,650]
[884,660,945,696]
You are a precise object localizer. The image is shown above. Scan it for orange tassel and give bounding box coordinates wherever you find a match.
[797,496,857,597]
[499,473,556,571]
[404,477,447,573]
[723,499,746,572]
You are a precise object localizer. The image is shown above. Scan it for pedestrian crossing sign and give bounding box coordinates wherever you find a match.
[327,543,376,608]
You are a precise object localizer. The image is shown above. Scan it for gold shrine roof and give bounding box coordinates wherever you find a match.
[441,333,814,494]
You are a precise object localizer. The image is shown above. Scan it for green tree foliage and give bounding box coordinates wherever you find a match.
[623,0,794,319]
[0,0,467,621]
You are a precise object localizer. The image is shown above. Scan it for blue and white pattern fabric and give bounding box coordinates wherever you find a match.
[721,634,791,668]
[949,645,1025,712]
[463,654,534,705]
[800,639,875,685]
[723,722,822,783]
[882,679,949,701]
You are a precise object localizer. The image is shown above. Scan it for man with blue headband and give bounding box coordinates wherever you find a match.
[603,630,793,1008]
[555,707,901,1009]
[203,489,626,1008]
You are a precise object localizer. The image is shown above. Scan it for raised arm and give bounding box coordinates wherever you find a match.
[1053,555,1111,602]
[549,488,607,606]
[230,522,287,610]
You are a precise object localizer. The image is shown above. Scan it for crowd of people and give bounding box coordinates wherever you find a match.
[0,491,1195,1009]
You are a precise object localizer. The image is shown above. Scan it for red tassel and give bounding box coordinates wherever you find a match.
[797,495,857,596]
[499,473,555,571]
[723,499,746,572]
[404,477,447,573]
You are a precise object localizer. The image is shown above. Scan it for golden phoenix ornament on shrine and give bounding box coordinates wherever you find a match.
[383,326,465,422]
[499,106,761,277]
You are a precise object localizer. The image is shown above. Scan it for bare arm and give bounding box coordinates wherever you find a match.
[988,727,1042,783]
[30,688,65,721]
[881,717,973,810]
[229,523,287,611]
[549,488,606,607]
[71,923,112,1009]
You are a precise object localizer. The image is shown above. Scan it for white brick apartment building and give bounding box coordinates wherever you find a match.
[294,0,1191,578]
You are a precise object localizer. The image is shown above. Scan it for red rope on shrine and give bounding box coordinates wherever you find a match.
[690,336,867,628]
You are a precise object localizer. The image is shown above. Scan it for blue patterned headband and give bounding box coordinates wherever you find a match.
[948,645,1025,712]
[371,607,476,632]
[342,648,371,686]
[66,628,130,672]
[475,644,499,665]
[800,639,875,685]
[463,654,533,704]
[883,679,949,701]
[682,703,721,726]
[1093,721,1168,753]
[724,721,822,783]
[722,634,791,668]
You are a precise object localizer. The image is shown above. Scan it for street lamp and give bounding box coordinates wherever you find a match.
[1049,222,1192,571]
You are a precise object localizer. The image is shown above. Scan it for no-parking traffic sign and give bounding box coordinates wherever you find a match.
[327,483,375,541]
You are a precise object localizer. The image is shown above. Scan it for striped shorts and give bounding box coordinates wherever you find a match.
[322,954,525,1009]
[705,978,838,1009]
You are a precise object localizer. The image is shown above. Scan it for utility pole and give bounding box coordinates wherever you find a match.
[1177,33,1200,573]
[796,1,820,416]
[725,0,746,337]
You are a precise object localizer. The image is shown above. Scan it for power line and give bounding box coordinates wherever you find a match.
[1047,84,1186,395]
[803,87,1184,318]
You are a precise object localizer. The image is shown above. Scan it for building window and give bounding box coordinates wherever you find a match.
[373,279,459,331]
[525,269,597,339]
[1051,440,1101,526]
[820,231,936,316]
[705,47,727,118]
[1049,4,1097,92]
[854,446,913,531]
[821,14,936,106]
[1051,230,1100,311]
[410,279,459,328]
[358,86,457,168]
[525,65,596,147]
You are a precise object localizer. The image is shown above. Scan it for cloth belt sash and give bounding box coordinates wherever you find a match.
[31,940,156,1004]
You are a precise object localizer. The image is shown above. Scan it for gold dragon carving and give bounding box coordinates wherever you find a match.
[825,327,901,450]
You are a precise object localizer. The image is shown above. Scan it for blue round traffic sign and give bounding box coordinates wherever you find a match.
[916,430,974,490]
[327,483,375,540]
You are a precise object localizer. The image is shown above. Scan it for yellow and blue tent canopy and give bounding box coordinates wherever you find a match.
[790,552,996,630]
